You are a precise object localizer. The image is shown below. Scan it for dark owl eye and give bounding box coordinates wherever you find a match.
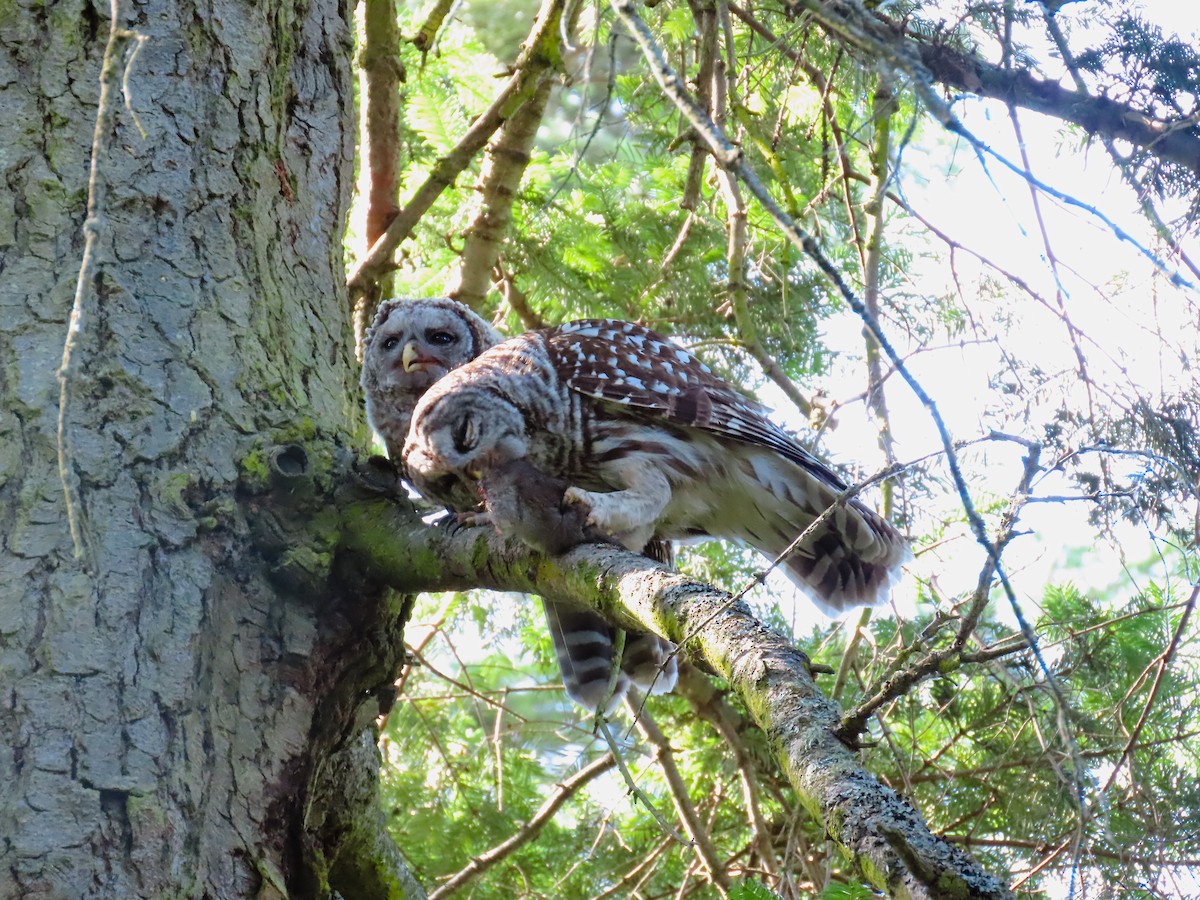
[453,413,478,454]
[382,336,400,351]
[428,330,457,346]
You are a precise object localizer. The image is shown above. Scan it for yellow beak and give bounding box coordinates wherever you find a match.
[402,341,422,372]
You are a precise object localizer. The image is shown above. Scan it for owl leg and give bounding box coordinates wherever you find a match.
[563,461,671,551]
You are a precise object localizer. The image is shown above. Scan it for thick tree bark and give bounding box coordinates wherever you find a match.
[0,2,418,898]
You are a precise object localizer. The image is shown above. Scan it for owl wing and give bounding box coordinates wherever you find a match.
[547,320,847,489]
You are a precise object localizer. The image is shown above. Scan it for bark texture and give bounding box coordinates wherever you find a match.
[0,2,416,897]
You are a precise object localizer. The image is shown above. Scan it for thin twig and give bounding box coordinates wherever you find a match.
[837,434,1042,739]
[427,752,618,899]
[593,835,676,899]
[676,666,783,883]
[597,718,692,846]
[1039,8,1200,283]
[58,0,139,569]
[405,645,529,721]
[1100,583,1199,795]
[626,691,731,895]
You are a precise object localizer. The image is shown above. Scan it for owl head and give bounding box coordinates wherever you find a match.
[362,297,503,395]
[402,383,530,511]
[361,298,504,457]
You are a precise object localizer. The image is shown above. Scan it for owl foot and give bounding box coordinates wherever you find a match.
[454,510,494,529]
[563,486,655,551]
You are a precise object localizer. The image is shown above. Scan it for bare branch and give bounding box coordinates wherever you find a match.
[427,753,617,899]
[410,0,454,54]
[597,716,692,846]
[675,666,783,884]
[347,0,565,299]
[626,691,731,894]
[911,31,1200,181]
[839,443,1042,739]
[58,0,142,570]
[354,0,405,341]
[1100,583,1199,796]
[448,74,555,309]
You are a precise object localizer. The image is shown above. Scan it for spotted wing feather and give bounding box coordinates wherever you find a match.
[547,320,845,488]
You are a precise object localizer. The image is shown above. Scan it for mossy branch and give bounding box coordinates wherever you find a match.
[331,472,1013,897]
[248,440,1012,895]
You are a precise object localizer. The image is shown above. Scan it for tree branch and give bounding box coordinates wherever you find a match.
[910,35,1200,180]
[427,753,616,899]
[335,485,1012,897]
[839,443,1042,739]
[346,0,565,300]
[675,665,784,884]
[625,691,731,894]
[448,75,555,310]
[355,0,404,336]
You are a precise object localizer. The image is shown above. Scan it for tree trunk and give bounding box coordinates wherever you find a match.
[0,2,417,897]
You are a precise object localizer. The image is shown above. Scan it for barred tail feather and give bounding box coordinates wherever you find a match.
[774,500,911,615]
[621,633,679,696]
[542,599,627,714]
[542,599,678,712]
[726,452,911,616]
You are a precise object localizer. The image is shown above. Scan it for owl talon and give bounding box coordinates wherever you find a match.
[454,510,493,529]
[562,487,592,512]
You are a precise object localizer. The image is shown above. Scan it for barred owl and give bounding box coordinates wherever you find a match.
[360,301,677,711]
[360,297,503,460]
[404,319,909,615]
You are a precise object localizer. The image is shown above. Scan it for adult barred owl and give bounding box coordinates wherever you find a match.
[404,319,909,615]
[361,300,677,711]
[361,297,504,460]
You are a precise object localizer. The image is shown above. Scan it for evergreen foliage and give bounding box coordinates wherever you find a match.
[365,0,1200,894]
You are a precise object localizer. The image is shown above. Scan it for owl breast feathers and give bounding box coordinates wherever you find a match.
[404,319,910,615]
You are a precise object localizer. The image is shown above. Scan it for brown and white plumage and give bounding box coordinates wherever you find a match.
[360,302,677,711]
[360,297,504,460]
[478,456,678,711]
[404,319,910,616]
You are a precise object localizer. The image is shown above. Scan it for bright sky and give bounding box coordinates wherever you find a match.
[747,3,1200,633]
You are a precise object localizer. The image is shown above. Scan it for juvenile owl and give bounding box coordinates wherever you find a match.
[360,297,504,460]
[404,319,909,615]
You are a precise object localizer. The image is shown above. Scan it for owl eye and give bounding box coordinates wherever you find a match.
[428,330,457,346]
[382,336,400,351]
[453,413,478,454]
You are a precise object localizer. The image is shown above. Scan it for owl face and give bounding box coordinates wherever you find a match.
[363,298,499,396]
[403,388,531,509]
